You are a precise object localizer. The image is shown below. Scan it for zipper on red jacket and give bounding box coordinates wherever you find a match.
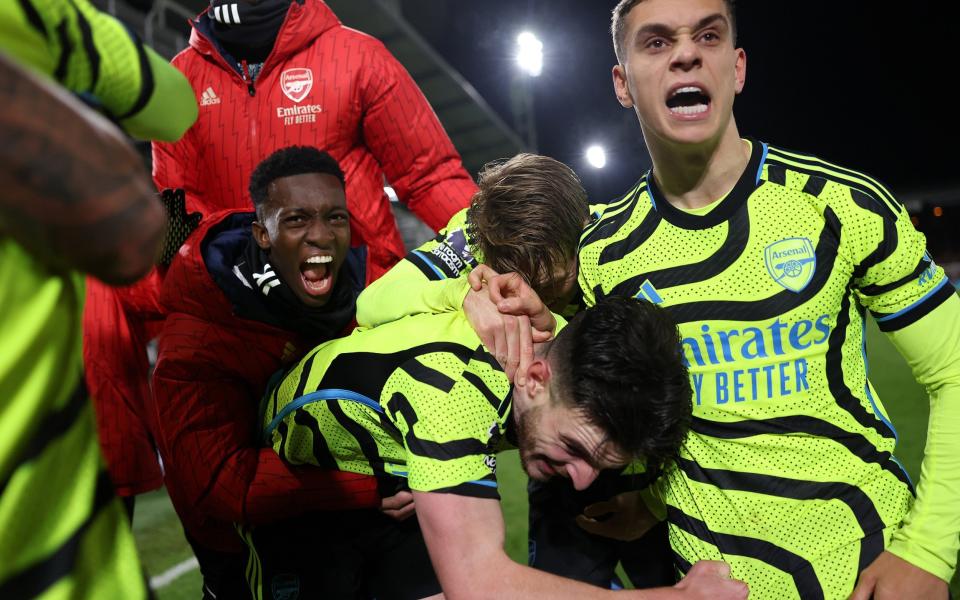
[239,59,259,144]
[240,60,256,97]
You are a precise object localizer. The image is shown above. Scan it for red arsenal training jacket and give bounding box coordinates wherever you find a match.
[152,0,476,281]
[152,209,380,552]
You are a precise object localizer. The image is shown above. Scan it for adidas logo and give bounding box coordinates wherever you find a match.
[252,263,281,296]
[211,3,241,25]
[200,87,221,106]
[634,279,664,304]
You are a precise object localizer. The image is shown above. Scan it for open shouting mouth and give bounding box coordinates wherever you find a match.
[300,254,334,297]
[666,85,711,117]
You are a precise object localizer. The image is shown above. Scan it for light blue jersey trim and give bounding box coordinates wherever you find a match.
[637,279,664,304]
[468,480,498,488]
[861,315,913,485]
[386,471,497,489]
[874,276,950,322]
[411,250,447,280]
[644,172,657,211]
[861,320,899,443]
[263,388,382,439]
[890,456,915,488]
[756,142,770,184]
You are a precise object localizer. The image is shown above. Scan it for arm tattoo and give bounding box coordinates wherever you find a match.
[0,53,164,283]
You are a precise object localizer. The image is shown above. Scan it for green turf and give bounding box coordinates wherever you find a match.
[135,321,960,597]
[131,490,201,599]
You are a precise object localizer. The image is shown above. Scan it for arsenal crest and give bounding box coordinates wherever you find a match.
[280,68,313,103]
[764,237,816,293]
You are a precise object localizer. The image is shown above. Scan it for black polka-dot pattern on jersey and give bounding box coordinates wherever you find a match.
[266,312,512,496]
[583,144,934,597]
[387,350,509,493]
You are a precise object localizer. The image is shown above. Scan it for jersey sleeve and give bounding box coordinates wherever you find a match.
[835,183,955,330]
[577,226,602,309]
[828,180,960,579]
[356,208,476,328]
[882,293,960,581]
[0,0,197,142]
[383,348,510,499]
[357,39,476,231]
[575,201,620,309]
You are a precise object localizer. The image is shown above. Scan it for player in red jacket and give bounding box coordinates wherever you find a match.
[152,147,411,598]
[87,0,476,515]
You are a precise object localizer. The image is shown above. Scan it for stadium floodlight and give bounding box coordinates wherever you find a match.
[586,145,607,169]
[516,31,543,77]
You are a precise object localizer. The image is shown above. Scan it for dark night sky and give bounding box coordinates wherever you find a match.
[404,1,958,203]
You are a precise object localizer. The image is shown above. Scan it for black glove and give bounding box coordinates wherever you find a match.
[158,188,202,266]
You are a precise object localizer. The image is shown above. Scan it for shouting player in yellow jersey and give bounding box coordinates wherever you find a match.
[0,0,196,596]
[571,0,960,598]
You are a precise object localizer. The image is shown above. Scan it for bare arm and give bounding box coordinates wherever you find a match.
[0,52,164,284]
[413,491,747,600]
[414,490,619,599]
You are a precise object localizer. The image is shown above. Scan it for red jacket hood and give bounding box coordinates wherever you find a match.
[188,0,340,71]
[160,208,258,327]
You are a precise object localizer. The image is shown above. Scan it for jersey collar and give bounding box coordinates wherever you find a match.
[646,138,767,230]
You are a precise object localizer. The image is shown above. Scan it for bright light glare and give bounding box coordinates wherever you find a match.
[516,31,543,77]
[586,145,607,169]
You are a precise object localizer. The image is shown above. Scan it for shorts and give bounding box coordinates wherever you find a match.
[242,509,440,600]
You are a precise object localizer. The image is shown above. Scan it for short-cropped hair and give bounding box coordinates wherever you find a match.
[550,296,692,468]
[248,146,345,214]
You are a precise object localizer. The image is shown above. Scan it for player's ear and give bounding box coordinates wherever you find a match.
[734,48,747,94]
[252,219,272,251]
[613,64,634,108]
[523,358,552,400]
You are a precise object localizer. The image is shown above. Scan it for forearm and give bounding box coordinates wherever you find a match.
[887,383,960,580]
[886,294,960,581]
[454,552,677,600]
[62,0,197,141]
[357,273,470,328]
[0,53,164,283]
[416,490,682,600]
